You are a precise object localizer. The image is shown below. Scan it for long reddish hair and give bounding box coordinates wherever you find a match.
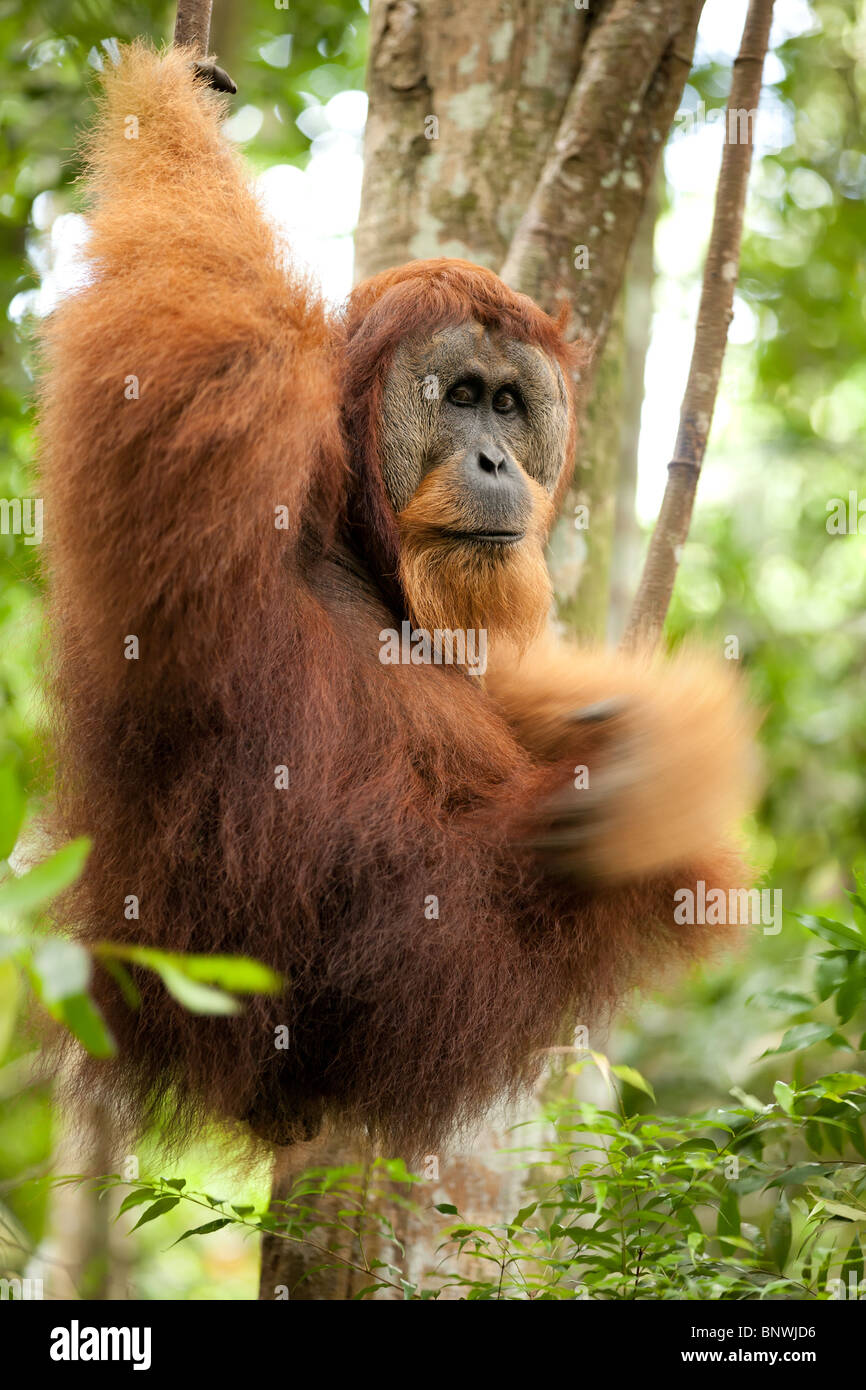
[340,259,583,602]
[36,47,750,1161]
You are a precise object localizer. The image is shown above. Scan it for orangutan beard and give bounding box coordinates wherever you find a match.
[397,467,554,650]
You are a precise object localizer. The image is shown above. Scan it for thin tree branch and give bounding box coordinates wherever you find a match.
[621,0,775,652]
[174,0,213,56]
[174,2,235,94]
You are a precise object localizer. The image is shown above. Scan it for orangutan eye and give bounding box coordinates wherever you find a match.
[493,387,519,414]
[448,381,479,406]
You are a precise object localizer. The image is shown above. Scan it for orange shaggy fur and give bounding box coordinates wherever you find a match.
[38,45,756,1159]
[398,467,555,644]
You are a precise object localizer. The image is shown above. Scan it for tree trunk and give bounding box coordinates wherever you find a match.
[354,0,593,278]
[258,1129,371,1301]
[499,0,702,409]
[47,1093,132,1300]
[548,298,624,641]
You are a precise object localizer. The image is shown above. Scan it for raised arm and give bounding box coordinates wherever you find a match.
[39,44,345,692]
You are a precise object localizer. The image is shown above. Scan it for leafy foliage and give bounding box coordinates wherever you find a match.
[0,832,284,1064]
[75,900,866,1300]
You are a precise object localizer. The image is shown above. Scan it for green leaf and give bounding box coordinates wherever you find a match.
[25,939,114,1055]
[751,988,814,1012]
[0,959,20,1063]
[610,1064,656,1101]
[154,964,241,1016]
[30,938,91,1003]
[130,1196,181,1230]
[48,992,116,1058]
[0,838,90,916]
[172,954,283,995]
[796,913,866,953]
[0,933,26,962]
[171,1218,232,1245]
[766,1163,835,1188]
[95,944,283,1014]
[717,1189,741,1248]
[815,953,850,1002]
[805,1120,824,1154]
[729,1085,764,1111]
[813,1248,834,1295]
[763,1023,851,1056]
[835,974,865,1024]
[768,1194,792,1272]
[842,1234,863,1285]
[99,944,282,996]
[509,1202,538,1230]
[117,1188,157,1217]
[812,1072,866,1096]
[0,759,26,860]
[774,1080,796,1115]
[102,957,140,1010]
[820,1201,866,1223]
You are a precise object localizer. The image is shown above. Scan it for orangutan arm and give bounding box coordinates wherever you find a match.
[486,634,758,882]
[39,44,344,694]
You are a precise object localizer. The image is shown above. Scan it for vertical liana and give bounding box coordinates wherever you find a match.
[621,0,776,652]
[174,0,213,55]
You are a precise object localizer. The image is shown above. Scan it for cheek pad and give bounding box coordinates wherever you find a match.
[380,361,440,512]
[520,397,570,493]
